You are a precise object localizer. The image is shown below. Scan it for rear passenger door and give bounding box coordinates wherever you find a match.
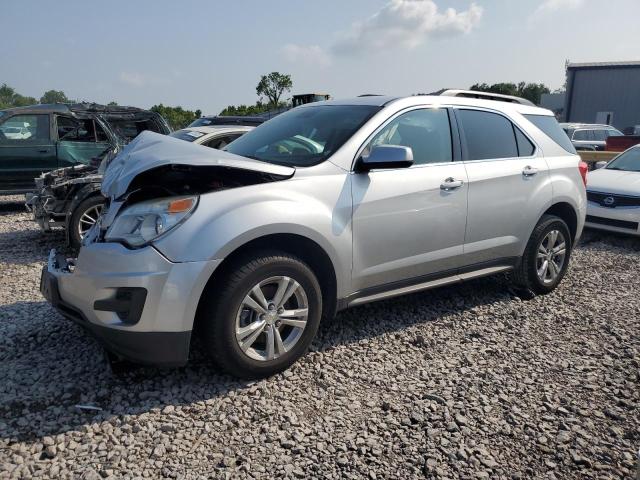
[454,107,552,267]
[572,129,596,150]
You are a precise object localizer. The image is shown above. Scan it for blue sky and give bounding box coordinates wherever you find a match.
[2,0,639,114]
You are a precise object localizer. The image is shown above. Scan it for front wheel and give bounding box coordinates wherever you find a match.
[513,214,572,295]
[69,195,105,249]
[200,252,322,379]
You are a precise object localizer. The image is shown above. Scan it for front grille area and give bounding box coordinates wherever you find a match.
[586,215,639,231]
[587,191,640,208]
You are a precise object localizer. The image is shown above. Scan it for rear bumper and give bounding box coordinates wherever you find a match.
[585,203,640,236]
[41,245,221,366]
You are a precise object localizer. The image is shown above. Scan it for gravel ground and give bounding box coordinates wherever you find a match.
[0,195,638,479]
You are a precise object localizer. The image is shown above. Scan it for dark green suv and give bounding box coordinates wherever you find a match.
[0,103,170,193]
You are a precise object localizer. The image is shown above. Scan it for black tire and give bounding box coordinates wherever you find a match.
[512,214,572,295]
[200,251,322,379]
[69,195,105,249]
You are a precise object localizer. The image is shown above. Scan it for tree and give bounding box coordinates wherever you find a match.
[107,101,118,106]
[0,83,37,109]
[256,72,292,108]
[219,101,273,116]
[470,82,550,105]
[40,89,69,104]
[150,104,201,130]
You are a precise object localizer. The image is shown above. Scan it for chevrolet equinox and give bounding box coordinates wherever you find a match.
[41,91,588,378]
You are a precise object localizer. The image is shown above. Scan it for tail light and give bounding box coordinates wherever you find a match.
[578,161,588,187]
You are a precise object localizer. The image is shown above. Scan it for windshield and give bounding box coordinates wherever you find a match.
[169,129,206,142]
[189,118,216,127]
[225,105,380,167]
[606,147,640,172]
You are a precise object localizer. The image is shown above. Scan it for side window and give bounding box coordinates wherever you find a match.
[514,128,535,157]
[458,109,518,160]
[205,135,238,150]
[573,130,590,141]
[365,108,452,165]
[0,114,50,143]
[57,116,108,143]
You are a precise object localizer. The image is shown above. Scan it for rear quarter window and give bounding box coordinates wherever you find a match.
[524,115,576,154]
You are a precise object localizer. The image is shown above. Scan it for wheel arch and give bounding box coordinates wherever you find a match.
[543,202,579,243]
[194,233,339,333]
[64,183,105,245]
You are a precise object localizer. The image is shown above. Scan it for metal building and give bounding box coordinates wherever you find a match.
[564,61,640,132]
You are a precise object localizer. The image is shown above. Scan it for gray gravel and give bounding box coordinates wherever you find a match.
[0,195,638,479]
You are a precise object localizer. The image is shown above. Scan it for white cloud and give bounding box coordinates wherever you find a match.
[282,44,332,67]
[118,72,146,88]
[331,0,483,56]
[536,0,584,14]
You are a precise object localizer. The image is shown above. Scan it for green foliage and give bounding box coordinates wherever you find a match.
[107,101,118,106]
[256,72,292,108]
[470,82,551,106]
[219,101,280,116]
[40,89,69,104]
[0,83,37,109]
[150,104,201,130]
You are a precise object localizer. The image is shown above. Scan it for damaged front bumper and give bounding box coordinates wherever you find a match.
[25,188,64,232]
[41,244,221,366]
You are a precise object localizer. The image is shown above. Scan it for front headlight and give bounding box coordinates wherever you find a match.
[105,195,198,247]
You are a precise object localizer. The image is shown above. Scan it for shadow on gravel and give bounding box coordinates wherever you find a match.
[0,229,67,266]
[578,228,640,252]
[0,201,27,215]
[0,274,514,443]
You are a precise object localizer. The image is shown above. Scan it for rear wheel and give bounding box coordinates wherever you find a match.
[200,252,322,379]
[69,196,104,249]
[513,214,572,295]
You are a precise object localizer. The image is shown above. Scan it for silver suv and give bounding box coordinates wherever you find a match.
[41,92,587,378]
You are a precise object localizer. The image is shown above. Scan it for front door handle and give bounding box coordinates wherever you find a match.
[523,166,538,177]
[38,149,50,154]
[440,177,464,191]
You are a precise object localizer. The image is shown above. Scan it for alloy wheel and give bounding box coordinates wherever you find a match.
[536,229,567,285]
[78,205,103,239]
[235,276,309,361]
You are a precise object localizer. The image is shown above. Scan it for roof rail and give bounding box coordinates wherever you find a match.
[435,89,536,107]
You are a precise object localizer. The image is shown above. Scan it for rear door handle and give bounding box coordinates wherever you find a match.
[440,177,464,191]
[38,149,50,153]
[522,166,538,177]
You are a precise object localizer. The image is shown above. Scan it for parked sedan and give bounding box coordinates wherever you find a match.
[560,123,623,151]
[169,125,253,149]
[586,145,640,235]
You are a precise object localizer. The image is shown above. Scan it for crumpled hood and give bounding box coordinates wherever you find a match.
[587,168,640,196]
[101,131,295,199]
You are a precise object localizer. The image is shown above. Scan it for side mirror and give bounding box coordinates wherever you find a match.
[357,145,414,172]
[595,161,608,170]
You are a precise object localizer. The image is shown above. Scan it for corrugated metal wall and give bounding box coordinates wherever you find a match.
[566,67,640,130]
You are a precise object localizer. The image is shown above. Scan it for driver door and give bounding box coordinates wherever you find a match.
[0,113,56,191]
[351,107,468,292]
[55,116,112,167]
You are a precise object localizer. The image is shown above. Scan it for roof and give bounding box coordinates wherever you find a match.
[308,94,550,115]
[1,102,151,115]
[567,61,640,70]
[312,95,399,107]
[559,122,618,129]
[195,115,265,126]
[180,125,253,135]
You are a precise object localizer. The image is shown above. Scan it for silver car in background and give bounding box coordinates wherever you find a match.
[41,92,587,378]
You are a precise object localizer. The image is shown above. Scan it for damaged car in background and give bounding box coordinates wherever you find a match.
[20,104,171,248]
